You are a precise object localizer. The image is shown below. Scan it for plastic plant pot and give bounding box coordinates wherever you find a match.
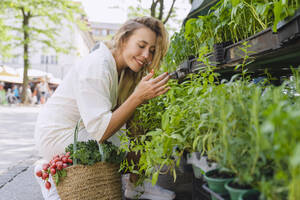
[204,169,234,196]
[225,181,252,200]
[192,164,204,179]
[238,190,260,200]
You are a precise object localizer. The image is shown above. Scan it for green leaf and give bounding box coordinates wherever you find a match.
[173,169,177,182]
[152,171,159,185]
[290,145,300,167]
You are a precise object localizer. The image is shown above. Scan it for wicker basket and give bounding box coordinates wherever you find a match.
[55,120,122,200]
[55,162,122,200]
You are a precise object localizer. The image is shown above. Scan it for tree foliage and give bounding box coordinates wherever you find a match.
[127,0,191,33]
[0,7,12,57]
[0,0,86,103]
[128,0,176,24]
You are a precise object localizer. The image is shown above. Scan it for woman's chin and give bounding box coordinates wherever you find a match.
[128,65,142,73]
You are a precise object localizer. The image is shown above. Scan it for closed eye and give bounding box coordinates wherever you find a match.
[150,49,155,55]
[138,43,155,55]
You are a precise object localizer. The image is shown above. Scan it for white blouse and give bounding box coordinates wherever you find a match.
[34,43,121,160]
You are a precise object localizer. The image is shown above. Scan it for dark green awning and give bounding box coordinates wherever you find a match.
[183,0,219,25]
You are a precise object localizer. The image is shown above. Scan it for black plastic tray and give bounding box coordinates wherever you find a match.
[170,12,300,80]
[277,9,300,45]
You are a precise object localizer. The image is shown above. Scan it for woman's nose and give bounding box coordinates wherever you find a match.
[141,50,151,64]
[142,50,149,59]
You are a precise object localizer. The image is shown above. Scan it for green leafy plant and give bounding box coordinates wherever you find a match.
[65,140,125,165]
[170,0,300,67]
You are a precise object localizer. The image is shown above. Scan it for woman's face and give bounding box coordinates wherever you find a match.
[120,27,156,72]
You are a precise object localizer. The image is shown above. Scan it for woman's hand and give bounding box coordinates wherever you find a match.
[100,71,169,142]
[133,71,170,104]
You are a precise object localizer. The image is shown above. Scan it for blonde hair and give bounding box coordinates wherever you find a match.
[106,16,169,106]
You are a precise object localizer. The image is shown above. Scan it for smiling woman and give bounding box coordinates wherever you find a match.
[107,17,169,106]
[34,16,174,200]
[112,27,157,73]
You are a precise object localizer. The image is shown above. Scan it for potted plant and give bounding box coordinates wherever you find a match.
[203,168,234,199]
[238,190,260,200]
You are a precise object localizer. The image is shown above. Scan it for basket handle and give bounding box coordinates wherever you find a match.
[72,119,105,165]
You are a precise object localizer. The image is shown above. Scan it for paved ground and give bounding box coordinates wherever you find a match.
[0,105,194,200]
[0,105,43,200]
[0,160,43,200]
[0,105,40,175]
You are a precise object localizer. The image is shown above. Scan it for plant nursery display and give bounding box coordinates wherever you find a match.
[121,65,300,200]
[165,0,300,69]
[119,1,300,199]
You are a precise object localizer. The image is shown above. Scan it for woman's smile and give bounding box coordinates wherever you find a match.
[134,57,145,67]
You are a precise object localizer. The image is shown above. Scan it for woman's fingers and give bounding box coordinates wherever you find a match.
[152,72,169,83]
[135,71,170,102]
[142,70,154,81]
[154,75,169,89]
[155,85,167,93]
[156,87,170,96]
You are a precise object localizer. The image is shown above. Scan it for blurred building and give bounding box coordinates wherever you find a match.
[90,22,121,42]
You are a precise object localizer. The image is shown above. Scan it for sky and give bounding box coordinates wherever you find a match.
[76,0,191,30]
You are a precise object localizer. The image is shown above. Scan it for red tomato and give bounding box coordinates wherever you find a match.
[67,159,73,164]
[36,170,43,177]
[50,163,57,169]
[45,181,51,190]
[42,163,49,171]
[56,162,63,170]
[62,163,68,168]
[50,168,56,175]
[56,161,63,165]
[42,172,49,180]
[62,157,68,163]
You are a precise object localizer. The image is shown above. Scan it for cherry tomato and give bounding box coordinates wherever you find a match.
[50,168,56,175]
[36,170,42,177]
[63,163,68,168]
[45,181,51,190]
[50,163,57,169]
[62,157,68,163]
[56,161,63,170]
[42,163,49,171]
[67,159,73,164]
[42,172,49,180]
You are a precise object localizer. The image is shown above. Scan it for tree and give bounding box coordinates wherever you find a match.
[128,0,176,24]
[127,0,191,33]
[0,8,12,58]
[150,0,176,24]
[0,0,86,103]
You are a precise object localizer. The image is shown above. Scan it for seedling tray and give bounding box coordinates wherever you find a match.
[277,9,300,45]
[171,13,300,80]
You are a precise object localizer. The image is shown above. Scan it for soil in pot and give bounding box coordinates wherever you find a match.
[225,180,252,200]
[204,169,234,195]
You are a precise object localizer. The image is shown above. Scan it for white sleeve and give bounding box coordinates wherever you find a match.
[75,70,112,142]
